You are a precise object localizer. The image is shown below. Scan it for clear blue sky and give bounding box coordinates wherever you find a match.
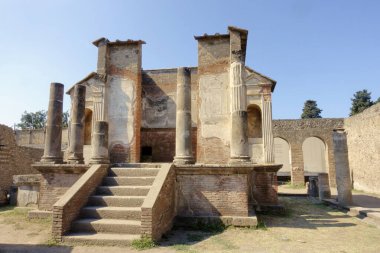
[1,0,379,127]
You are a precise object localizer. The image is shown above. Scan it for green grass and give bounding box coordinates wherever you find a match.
[131,237,156,250]
[172,244,198,253]
[283,181,305,189]
[211,236,238,250]
[256,220,267,230]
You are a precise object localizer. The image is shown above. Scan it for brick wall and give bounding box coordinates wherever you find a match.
[52,164,108,241]
[176,168,249,217]
[0,124,42,191]
[249,172,278,206]
[38,173,83,211]
[140,128,197,162]
[273,118,344,187]
[141,164,176,241]
[344,103,380,194]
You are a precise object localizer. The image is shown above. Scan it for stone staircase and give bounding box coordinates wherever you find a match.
[63,164,160,246]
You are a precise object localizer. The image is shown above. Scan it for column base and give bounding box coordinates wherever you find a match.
[89,157,110,165]
[40,156,63,164]
[229,156,251,164]
[173,156,195,165]
[67,154,84,164]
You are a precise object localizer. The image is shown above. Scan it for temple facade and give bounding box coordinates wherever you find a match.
[67,26,277,166]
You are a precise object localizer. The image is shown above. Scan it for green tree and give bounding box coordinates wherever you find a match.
[62,111,69,128]
[376,97,380,104]
[17,110,70,129]
[349,89,374,116]
[17,110,47,129]
[301,100,322,119]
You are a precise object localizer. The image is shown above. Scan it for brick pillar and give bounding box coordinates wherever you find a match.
[41,83,64,164]
[291,167,304,186]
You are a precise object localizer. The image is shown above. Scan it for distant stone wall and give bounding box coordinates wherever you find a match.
[15,128,69,149]
[0,124,42,191]
[273,118,344,186]
[344,103,380,194]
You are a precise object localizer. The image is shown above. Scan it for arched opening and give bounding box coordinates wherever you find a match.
[302,137,327,175]
[84,109,92,145]
[247,105,262,138]
[274,137,292,174]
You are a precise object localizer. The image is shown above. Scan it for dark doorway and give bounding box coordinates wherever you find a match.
[141,146,153,162]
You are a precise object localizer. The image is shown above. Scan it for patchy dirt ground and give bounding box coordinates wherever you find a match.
[1,197,380,253]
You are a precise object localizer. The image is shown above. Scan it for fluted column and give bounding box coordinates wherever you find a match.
[67,84,86,164]
[261,84,275,164]
[90,121,110,164]
[92,85,106,130]
[174,67,194,165]
[41,83,64,164]
[229,61,250,163]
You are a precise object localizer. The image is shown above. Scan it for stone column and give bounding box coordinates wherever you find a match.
[261,84,275,163]
[67,84,86,164]
[229,61,250,163]
[333,129,352,205]
[41,83,64,164]
[90,121,110,164]
[174,67,194,165]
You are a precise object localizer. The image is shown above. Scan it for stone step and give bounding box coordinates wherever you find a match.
[112,163,161,168]
[63,232,140,246]
[108,167,159,177]
[87,195,145,207]
[96,186,151,196]
[103,176,155,186]
[71,219,141,234]
[80,206,141,220]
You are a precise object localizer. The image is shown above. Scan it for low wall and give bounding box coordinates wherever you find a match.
[32,164,90,211]
[141,164,176,241]
[0,124,42,192]
[176,164,282,218]
[52,164,108,241]
[13,174,41,207]
[344,103,380,194]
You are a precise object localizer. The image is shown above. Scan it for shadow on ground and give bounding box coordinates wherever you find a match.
[0,244,73,253]
[353,195,380,209]
[259,197,357,229]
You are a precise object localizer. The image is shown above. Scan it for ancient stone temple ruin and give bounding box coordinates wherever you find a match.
[33,26,282,245]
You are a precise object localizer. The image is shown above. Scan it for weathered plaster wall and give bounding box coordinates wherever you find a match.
[344,103,380,194]
[0,124,41,192]
[141,68,198,129]
[273,118,344,186]
[196,36,231,164]
[107,42,142,163]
